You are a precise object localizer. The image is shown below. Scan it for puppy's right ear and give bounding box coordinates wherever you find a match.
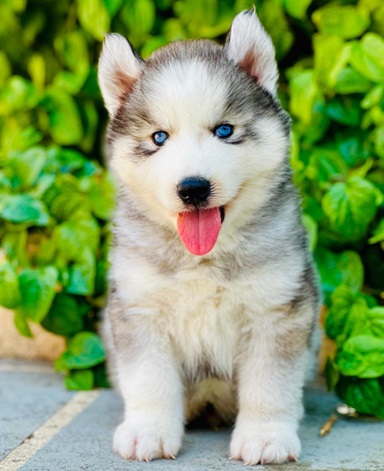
[98,34,144,116]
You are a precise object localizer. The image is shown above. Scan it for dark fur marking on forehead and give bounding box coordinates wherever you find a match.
[134,108,157,126]
[146,39,224,68]
[224,80,290,137]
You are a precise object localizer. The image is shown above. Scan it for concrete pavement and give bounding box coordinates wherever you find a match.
[1,359,383,470]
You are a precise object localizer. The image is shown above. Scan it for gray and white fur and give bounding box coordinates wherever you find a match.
[98,9,320,465]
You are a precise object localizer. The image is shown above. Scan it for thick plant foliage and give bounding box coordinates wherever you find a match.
[0,0,384,412]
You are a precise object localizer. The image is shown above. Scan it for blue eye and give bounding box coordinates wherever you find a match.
[152,131,168,146]
[215,124,234,139]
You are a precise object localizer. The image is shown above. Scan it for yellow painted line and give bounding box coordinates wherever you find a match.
[0,362,55,374]
[0,390,100,470]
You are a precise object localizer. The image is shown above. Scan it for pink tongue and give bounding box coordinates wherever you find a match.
[177,208,221,256]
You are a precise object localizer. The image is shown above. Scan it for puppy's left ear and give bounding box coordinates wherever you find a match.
[225,9,278,96]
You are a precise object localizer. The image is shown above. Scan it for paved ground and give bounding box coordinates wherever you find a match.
[1,359,383,471]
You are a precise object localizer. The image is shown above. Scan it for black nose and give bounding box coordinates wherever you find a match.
[177,178,211,206]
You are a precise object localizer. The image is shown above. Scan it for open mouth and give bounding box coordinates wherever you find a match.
[177,206,226,256]
[219,206,225,223]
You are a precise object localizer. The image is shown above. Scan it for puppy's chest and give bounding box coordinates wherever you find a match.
[157,273,243,380]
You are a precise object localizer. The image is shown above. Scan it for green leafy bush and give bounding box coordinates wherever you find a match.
[0,145,113,388]
[0,0,384,412]
[284,1,384,418]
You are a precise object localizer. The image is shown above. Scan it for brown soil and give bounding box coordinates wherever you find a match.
[0,307,66,361]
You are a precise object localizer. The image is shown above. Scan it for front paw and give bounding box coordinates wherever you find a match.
[113,415,183,461]
[230,420,301,465]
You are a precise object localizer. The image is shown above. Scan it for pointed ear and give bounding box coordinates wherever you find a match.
[225,9,278,96]
[98,34,144,115]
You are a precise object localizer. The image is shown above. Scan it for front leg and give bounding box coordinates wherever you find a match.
[230,308,314,465]
[108,307,184,461]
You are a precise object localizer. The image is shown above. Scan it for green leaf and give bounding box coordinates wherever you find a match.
[289,69,319,125]
[369,218,384,244]
[55,218,100,260]
[42,293,85,337]
[325,286,377,344]
[302,214,317,251]
[18,267,59,323]
[28,53,45,88]
[0,51,11,87]
[56,332,105,370]
[372,126,384,158]
[283,0,312,19]
[335,67,372,95]
[325,285,357,340]
[66,248,96,296]
[0,171,12,192]
[42,89,83,145]
[120,0,155,37]
[322,177,378,241]
[315,248,364,301]
[65,369,94,390]
[50,192,88,222]
[361,83,384,109]
[95,259,109,296]
[305,148,348,187]
[44,148,87,174]
[336,132,369,167]
[87,174,116,220]
[298,100,330,145]
[0,261,21,309]
[54,31,89,74]
[11,147,47,189]
[337,335,384,378]
[325,97,362,126]
[1,231,28,266]
[0,194,50,226]
[77,0,110,41]
[14,309,32,337]
[256,0,294,60]
[367,307,384,338]
[103,0,123,16]
[350,33,384,82]
[0,76,39,114]
[52,71,88,95]
[312,5,370,39]
[336,376,384,418]
[313,34,350,90]
[80,101,99,153]
[141,36,169,58]
[341,298,371,341]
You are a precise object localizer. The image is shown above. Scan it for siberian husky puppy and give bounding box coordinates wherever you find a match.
[98,8,320,465]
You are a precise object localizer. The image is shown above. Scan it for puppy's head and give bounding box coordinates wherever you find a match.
[98,9,290,256]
